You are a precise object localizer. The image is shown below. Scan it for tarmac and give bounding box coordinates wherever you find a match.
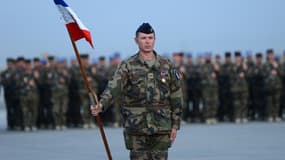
[0,97,285,160]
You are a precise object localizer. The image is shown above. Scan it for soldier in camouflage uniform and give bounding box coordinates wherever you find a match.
[79,54,97,129]
[91,23,182,160]
[219,52,233,121]
[200,53,219,124]
[252,53,266,120]
[18,59,39,131]
[1,58,16,130]
[280,51,285,120]
[107,53,122,127]
[229,52,249,123]
[263,49,282,122]
[50,58,70,130]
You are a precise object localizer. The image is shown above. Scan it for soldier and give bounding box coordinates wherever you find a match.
[219,52,233,121]
[200,52,219,124]
[245,51,255,120]
[1,58,16,130]
[67,57,82,127]
[19,59,39,131]
[252,53,266,120]
[107,52,122,127]
[51,58,69,130]
[280,51,285,120]
[263,49,282,122]
[78,54,96,129]
[230,51,249,123]
[91,23,182,160]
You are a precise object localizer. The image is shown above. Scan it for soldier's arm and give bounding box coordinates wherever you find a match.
[169,67,183,130]
[99,61,128,111]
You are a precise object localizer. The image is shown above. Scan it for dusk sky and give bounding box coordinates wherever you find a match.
[0,0,284,68]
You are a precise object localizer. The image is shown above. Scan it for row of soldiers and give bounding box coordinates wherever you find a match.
[175,49,285,124]
[1,49,285,131]
[0,53,121,131]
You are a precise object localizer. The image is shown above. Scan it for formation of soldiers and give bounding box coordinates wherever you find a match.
[1,48,285,131]
[178,49,285,124]
[0,53,122,131]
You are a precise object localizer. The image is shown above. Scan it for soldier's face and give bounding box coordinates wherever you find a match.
[135,33,155,53]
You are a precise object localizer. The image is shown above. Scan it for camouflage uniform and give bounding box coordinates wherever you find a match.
[263,62,282,120]
[51,67,69,128]
[219,62,233,121]
[79,66,98,128]
[229,63,248,122]
[1,68,17,129]
[200,62,218,123]
[246,61,255,120]
[252,63,266,120]
[100,52,182,160]
[18,70,39,130]
[280,62,285,119]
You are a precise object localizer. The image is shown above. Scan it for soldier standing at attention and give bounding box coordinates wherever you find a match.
[19,59,39,131]
[200,52,219,124]
[280,51,285,120]
[220,52,233,121]
[91,23,182,160]
[230,52,249,123]
[252,53,266,120]
[263,49,282,122]
[51,58,69,130]
[1,58,16,130]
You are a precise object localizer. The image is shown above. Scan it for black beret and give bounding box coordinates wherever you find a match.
[173,52,184,57]
[136,23,155,35]
[225,52,231,57]
[256,53,262,58]
[266,49,274,54]
[80,54,89,59]
[99,56,105,61]
[33,57,40,62]
[6,58,15,63]
[25,59,31,64]
[48,56,55,60]
[234,51,241,57]
[17,57,25,62]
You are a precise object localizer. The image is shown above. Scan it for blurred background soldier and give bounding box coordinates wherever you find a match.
[1,58,16,130]
[219,52,233,121]
[245,51,255,120]
[230,52,248,123]
[200,52,219,124]
[14,57,26,130]
[67,57,82,128]
[252,53,266,120]
[263,49,282,122]
[280,51,285,120]
[184,52,197,123]
[51,58,69,130]
[78,54,96,129]
[19,59,39,132]
[215,54,223,122]
[107,52,122,127]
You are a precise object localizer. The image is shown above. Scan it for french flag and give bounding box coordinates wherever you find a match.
[54,0,94,48]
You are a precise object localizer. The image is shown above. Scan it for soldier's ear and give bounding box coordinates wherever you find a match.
[134,37,139,45]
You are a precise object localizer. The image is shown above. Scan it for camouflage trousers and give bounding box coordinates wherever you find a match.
[21,94,39,127]
[124,131,171,160]
[232,92,248,119]
[265,90,281,119]
[52,92,68,126]
[202,87,218,119]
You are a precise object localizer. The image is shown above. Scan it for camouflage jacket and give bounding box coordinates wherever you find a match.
[229,63,248,93]
[199,63,218,89]
[18,70,38,96]
[263,62,282,92]
[0,69,16,95]
[100,52,183,135]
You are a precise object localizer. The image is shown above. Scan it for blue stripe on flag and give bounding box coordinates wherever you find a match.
[54,0,69,7]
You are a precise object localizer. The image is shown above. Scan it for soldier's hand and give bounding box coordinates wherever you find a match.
[211,73,216,79]
[90,104,102,116]
[273,61,278,68]
[239,72,245,78]
[170,128,177,144]
[271,70,277,76]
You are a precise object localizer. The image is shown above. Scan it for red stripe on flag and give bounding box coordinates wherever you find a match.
[66,23,94,48]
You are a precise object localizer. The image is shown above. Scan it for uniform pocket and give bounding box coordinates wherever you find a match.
[153,108,172,132]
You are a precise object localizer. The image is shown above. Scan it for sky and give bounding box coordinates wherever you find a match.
[0,0,285,68]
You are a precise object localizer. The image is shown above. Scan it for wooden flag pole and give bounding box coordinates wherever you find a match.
[68,33,113,160]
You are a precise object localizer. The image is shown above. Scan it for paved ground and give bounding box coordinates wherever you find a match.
[0,98,285,160]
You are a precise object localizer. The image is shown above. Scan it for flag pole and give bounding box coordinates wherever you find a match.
[67,33,113,160]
